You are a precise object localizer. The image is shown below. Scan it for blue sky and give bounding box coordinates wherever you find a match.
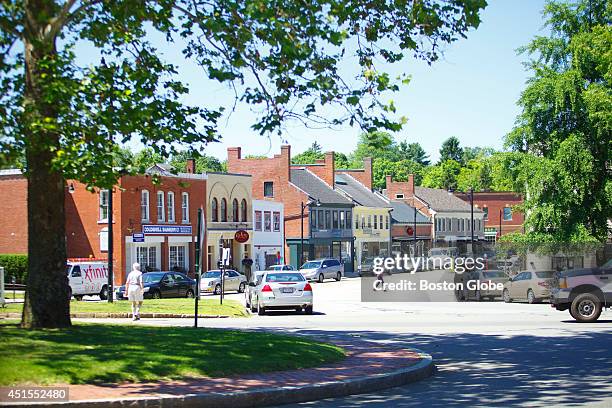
[120,0,549,163]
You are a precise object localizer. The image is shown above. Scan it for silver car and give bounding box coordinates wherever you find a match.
[200,269,247,295]
[299,258,343,283]
[266,264,295,271]
[246,271,313,315]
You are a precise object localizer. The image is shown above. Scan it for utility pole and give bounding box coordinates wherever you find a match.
[107,186,113,303]
[194,208,203,328]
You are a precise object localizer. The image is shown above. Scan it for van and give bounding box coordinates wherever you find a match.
[66,258,109,300]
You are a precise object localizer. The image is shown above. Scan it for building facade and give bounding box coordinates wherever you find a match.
[252,199,284,271]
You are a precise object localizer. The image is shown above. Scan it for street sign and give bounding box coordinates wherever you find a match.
[222,248,231,266]
[132,233,145,243]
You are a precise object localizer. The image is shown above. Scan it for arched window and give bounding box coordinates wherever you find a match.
[232,199,239,222]
[221,198,227,222]
[240,199,247,222]
[211,198,218,222]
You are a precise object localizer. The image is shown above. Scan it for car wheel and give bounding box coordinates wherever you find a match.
[318,273,324,283]
[570,293,602,323]
[503,289,512,303]
[335,272,341,281]
[74,295,83,301]
[238,282,246,293]
[250,301,257,313]
[305,305,313,315]
[214,284,221,295]
[186,289,195,298]
[527,289,536,304]
[99,285,108,300]
[257,304,266,316]
[151,290,161,299]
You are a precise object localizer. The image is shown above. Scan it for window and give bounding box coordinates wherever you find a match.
[99,227,108,252]
[232,199,239,222]
[345,211,351,229]
[325,210,331,229]
[211,198,218,222]
[373,215,377,229]
[221,198,227,222]
[385,215,389,229]
[264,182,274,197]
[310,209,317,229]
[355,214,359,229]
[255,210,262,230]
[241,199,247,222]
[339,211,345,229]
[395,194,404,199]
[361,216,365,229]
[169,245,186,271]
[137,246,157,271]
[483,207,489,220]
[273,211,281,231]
[156,191,165,222]
[318,211,325,229]
[461,218,465,232]
[380,215,384,229]
[181,193,189,223]
[167,192,175,223]
[332,211,339,229]
[503,207,512,221]
[141,190,149,221]
[99,190,109,221]
[264,211,272,231]
[71,265,81,277]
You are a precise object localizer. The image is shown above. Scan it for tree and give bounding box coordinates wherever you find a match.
[350,131,398,166]
[397,141,430,165]
[291,142,324,164]
[421,160,461,190]
[505,0,611,242]
[374,158,424,189]
[334,152,350,169]
[0,0,485,328]
[438,136,463,164]
[170,151,224,173]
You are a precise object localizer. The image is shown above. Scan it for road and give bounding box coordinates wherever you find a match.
[84,274,612,407]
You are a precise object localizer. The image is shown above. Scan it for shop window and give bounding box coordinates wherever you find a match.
[241,199,247,222]
[169,245,186,272]
[141,190,149,221]
[137,246,158,271]
[273,211,281,232]
[255,210,262,231]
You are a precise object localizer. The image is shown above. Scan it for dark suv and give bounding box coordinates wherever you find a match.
[551,259,612,322]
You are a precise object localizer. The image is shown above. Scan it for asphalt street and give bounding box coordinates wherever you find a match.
[83,274,612,407]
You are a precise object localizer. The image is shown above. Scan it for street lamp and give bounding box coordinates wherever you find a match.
[412,203,430,257]
[301,198,321,267]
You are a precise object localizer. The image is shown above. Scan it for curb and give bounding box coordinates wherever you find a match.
[0,313,234,319]
[6,351,434,408]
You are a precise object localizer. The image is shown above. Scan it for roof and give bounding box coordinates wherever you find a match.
[415,187,484,213]
[390,201,430,224]
[290,168,352,205]
[334,173,389,208]
[145,164,174,176]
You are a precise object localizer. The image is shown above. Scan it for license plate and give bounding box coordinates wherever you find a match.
[280,287,294,293]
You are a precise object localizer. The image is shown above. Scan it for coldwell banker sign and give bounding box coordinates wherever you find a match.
[142,225,193,235]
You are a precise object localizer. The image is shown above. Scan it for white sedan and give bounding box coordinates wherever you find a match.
[246,271,313,315]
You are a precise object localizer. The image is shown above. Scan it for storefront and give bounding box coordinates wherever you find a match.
[124,225,193,274]
[252,200,284,271]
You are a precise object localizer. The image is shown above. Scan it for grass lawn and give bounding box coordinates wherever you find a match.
[1,298,248,317]
[0,322,346,386]
[2,290,24,299]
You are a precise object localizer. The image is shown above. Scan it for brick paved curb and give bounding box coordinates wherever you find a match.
[5,350,434,408]
[0,313,233,319]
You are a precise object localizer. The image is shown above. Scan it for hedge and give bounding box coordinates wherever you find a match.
[0,254,28,284]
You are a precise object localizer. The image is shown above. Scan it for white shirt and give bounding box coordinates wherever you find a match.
[125,270,143,287]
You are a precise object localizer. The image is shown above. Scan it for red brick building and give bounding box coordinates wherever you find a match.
[0,168,206,285]
[454,191,524,241]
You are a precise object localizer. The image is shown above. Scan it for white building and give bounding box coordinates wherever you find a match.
[252,200,284,271]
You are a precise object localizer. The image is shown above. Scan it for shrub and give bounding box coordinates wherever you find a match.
[0,254,28,284]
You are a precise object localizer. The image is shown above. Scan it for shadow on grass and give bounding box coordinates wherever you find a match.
[0,323,345,386]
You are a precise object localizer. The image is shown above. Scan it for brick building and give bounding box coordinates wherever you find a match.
[0,167,206,285]
[454,191,524,241]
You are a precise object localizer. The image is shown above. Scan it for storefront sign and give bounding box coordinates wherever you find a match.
[234,229,250,243]
[132,233,145,242]
[406,227,414,236]
[142,225,193,235]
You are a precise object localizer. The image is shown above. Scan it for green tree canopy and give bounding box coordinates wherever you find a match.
[438,136,463,164]
[398,141,430,165]
[373,158,424,190]
[292,142,324,164]
[421,159,461,190]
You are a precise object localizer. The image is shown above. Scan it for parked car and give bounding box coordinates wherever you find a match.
[551,258,612,323]
[427,248,453,269]
[66,259,109,301]
[299,259,343,282]
[266,265,295,271]
[459,269,508,301]
[503,270,555,304]
[116,271,196,299]
[200,269,247,295]
[246,271,313,315]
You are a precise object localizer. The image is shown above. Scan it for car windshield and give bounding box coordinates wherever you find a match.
[266,273,305,282]
[535,271,554,279]
[301,261,321,269]
[203,271,221,278]
[483,271,506,279]
[143,272,164,284]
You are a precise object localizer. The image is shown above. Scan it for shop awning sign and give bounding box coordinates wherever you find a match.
[142,225,193,235]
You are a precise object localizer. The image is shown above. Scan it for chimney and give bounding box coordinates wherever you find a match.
[363,157,373,190]
[325,151,335,188]
[280,145,291,182]
[186,158,196,174]
[227,147,242,161]
[385,175,393,189]
[408,174,415,196]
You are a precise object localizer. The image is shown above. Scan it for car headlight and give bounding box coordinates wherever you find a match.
[143,287,150,292]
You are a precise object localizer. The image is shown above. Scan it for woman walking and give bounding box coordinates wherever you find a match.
[125,263,144,321]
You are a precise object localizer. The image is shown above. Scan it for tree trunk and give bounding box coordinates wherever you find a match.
[20,0,71,328]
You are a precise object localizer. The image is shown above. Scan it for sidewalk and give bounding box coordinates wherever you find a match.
[11,334,434,407]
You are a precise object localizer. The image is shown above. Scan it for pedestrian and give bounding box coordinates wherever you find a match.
[125,262,144,321]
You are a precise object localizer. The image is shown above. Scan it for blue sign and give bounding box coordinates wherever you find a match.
[142,225,193,235]
[132,233,145,243]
